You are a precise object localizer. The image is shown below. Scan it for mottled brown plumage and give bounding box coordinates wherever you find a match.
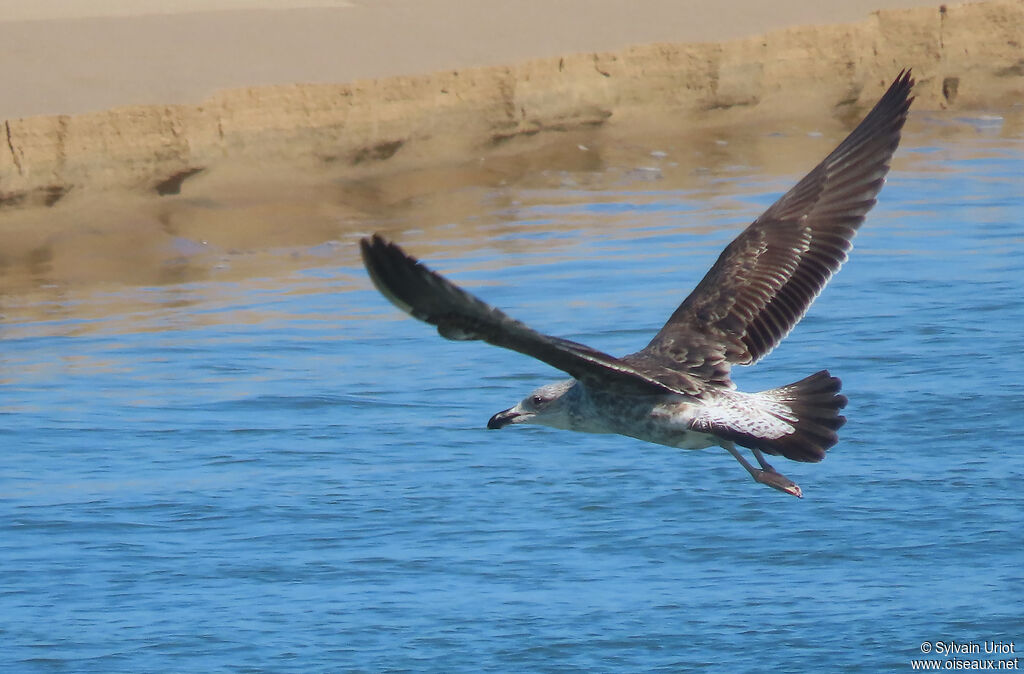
[360,70,915,497]
[633,70,915,387]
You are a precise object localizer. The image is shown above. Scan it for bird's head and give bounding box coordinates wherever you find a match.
[487,380,577,430]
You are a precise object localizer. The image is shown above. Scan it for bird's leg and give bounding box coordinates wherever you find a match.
[751,447,776,472]
[723,442,803,498]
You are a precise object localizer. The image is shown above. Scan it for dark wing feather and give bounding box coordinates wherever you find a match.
[360,234,702,395]
[633,70,914,385]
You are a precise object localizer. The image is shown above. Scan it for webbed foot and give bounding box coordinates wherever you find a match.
[753,469,803,498]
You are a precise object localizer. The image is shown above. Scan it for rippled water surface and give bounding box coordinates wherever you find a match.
[2,113,1023,672]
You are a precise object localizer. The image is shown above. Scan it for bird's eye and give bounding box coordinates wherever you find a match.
[530,395,545,406]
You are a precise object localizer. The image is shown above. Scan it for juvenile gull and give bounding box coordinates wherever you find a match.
[361,70,914,498]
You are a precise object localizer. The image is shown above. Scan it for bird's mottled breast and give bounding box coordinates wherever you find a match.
[578,385,716,450]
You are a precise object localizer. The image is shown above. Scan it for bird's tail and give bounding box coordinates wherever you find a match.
[748,370,848,462]
[693,370,848,463]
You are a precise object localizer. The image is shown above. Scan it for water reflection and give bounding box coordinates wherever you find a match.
[0,109,1021,336]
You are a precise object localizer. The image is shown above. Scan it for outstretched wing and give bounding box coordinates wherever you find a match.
[632,70,914,385]
[360,234,702,395]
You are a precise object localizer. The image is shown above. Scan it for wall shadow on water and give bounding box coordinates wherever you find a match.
[0,108,1021,332]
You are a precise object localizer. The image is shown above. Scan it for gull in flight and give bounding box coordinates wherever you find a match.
[360,70,914,498]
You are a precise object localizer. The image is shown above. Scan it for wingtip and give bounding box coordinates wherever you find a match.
[358,232,378,257]
[359,232,389,256]
[892,67,915,88]
[360,233,412,276]
[358,233,427,320]
[889,68,917,109]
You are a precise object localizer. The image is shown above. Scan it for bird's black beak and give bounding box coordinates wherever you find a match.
[487,408,520,430]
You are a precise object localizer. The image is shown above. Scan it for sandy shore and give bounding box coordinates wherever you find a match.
[1,0,948,119]
[0,0,1021,210]
[0,0,1021,298]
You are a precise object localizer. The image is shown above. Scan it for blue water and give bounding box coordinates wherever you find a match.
[2,115,1022,672]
